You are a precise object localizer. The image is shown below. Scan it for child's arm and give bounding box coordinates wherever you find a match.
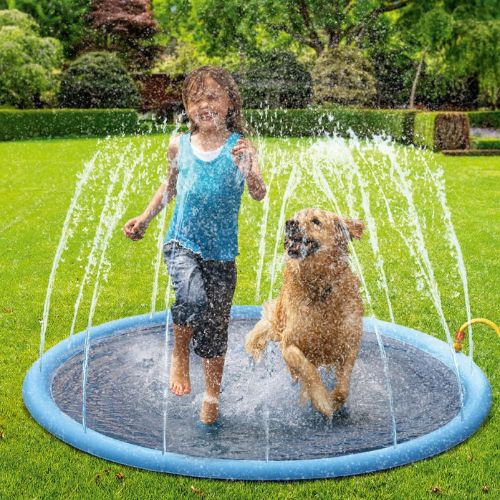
[123,135,180,240]
[232,138,267,201]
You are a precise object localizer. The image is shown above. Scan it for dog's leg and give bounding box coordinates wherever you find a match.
[245,319,272,360]
[282,345,333,418]
[299,385,309,406]
[331,350,358,413]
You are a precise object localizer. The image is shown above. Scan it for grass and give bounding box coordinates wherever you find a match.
[0,133,498,499]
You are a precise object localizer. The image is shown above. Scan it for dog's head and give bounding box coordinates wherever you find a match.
[284,209,364,261]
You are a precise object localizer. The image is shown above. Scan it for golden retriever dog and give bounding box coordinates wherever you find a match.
[245,208,365,418]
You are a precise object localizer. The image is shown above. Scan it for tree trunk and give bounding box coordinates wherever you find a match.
[409,49,427,109]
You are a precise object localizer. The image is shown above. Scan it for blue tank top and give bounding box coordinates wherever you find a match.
[165,132,245,261]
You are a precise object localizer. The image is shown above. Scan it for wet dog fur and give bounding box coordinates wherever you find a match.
[245,208,365,418]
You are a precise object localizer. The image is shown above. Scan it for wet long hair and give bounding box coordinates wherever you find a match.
[182,66,245,135]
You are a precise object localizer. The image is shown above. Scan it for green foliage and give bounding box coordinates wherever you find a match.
[414,112,438,149]
[244,108,416,142]
[421,8,454,49]
[312,47,377,106]
[0,9,63,108]
[153,40,241,78]
[399,0,499,109]
[369,47,414,108]
[0,1,91,57]
[0,108,139,140]
[445,1,500,108]
[0,6,38,30]
[235,51,312,109]
[471,137,500,150]
[154,0,416,58]
[468,111,500,129]
[58,51,140,109]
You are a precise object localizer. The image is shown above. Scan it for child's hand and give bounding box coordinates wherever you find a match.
[123,215,148,241]
[232,138,256,177]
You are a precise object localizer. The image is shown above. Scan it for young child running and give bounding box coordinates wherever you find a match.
[123,66,266,424]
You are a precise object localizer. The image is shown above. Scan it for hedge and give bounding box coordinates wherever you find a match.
[413,112,438,149]
[413,112,470,151]
[468,111,500,129]
[1,108,490,151]
[0,109,139,141]
[471,137,500,150]
[243,108,416,143]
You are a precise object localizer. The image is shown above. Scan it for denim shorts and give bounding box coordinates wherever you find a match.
[163,241,237,358]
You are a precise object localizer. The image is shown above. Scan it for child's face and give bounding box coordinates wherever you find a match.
[186,77,232,132]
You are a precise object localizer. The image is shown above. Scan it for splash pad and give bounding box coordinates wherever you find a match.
[23,306,491,480]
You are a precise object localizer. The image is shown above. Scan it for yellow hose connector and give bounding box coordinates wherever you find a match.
[454,318,500,352]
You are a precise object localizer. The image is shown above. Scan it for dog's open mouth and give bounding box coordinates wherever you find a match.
[284,235,320,259]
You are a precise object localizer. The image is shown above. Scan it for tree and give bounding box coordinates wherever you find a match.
[86,0,160,70]
[0,9,63,108]
[446,0,499,108]
[0,1,91,57]
[398,0,499,109]
[406,8,453,109]
[156,0,415,58]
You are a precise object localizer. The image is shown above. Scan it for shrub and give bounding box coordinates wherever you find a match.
[0,9,63,108]
[468,111,500,129]
[370,47,413,108]
[0,8,38,31]
[235,51,312,109]
[435,113,470,150]
[414,112,470,150]
[2,1,91,58]
[244,108,415,142]
[312,47,377,106]
[472,138,500,150]
[0,109,139,141]
[413,112,437,149]
[58,51,140,108]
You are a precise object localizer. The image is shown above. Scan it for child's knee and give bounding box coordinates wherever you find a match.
[172,292,208,325]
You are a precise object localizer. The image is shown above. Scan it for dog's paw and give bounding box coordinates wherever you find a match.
[299,386,309,406]
[330,389,347,414]
[244,334,269,360]
[309,385,333,418]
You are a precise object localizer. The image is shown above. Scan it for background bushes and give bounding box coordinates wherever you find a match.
[0,109,138,141]
[0,9,63,108]
[235,51,312,109]
[58,51,139,108]
[468,111,500,129]
[244,108,415,142]
[413,112,438,149]
[414,112,470,150]
[0,107,494,150]
[312,47,377,107]
[472,138,500,150]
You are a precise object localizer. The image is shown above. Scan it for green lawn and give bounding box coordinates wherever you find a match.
[0,133,498,498]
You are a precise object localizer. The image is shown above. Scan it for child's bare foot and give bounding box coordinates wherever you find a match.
[169,350,191,395]
[200,394,219,424]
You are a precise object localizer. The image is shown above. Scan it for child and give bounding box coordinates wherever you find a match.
[123,66,266,424]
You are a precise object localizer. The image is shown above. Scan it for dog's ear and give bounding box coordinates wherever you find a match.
[337,218,365,241]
